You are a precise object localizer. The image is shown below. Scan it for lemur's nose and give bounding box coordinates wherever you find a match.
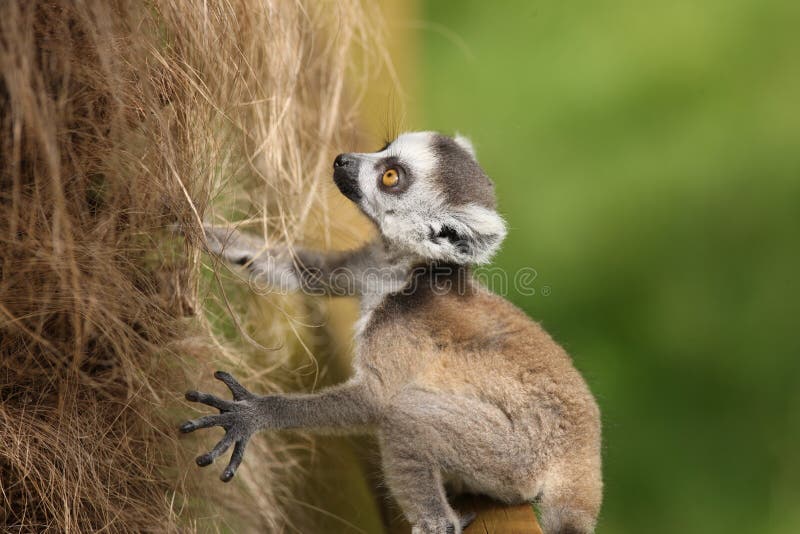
[334,153,356,169]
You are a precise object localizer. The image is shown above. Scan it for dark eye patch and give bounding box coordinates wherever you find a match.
[375,155,401,169]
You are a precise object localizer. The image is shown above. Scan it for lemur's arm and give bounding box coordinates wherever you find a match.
[181,371,376,481]
[203,224,375,296]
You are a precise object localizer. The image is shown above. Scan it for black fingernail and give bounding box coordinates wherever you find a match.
[185,391,199,401]
[220,469,234,482]
[179,422,195,433]
[196,454,213,467]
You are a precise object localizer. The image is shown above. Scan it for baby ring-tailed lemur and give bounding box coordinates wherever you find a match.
[180,132,602,534]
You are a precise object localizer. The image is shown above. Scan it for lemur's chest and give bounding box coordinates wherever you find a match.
[353,288,398,340]
[352,291,434,386]
[352,266,487,385]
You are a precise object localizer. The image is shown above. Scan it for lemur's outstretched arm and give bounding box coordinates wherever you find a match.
[181,371,376,481]
[203,224,377,296]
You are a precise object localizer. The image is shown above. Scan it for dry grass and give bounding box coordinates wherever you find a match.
[0,0,384,531]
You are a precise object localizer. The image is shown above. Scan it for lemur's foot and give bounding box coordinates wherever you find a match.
[412,513,475,534]
[180,370,263,482]
[459,511,477,531]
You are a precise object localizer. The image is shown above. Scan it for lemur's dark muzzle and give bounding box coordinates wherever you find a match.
[333,153,362,201]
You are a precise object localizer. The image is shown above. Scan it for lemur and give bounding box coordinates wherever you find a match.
[180,132,602,534]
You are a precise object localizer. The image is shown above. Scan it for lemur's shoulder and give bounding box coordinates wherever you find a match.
[361,264,568,367]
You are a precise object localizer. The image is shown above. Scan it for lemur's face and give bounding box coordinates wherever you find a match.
[333,131,506,264]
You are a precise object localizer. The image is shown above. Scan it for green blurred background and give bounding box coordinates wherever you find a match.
[413,1,800,532]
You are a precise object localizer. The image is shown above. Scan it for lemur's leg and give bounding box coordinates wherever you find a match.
[380,437,475,534]
[538,459,602,534]
[379,400,478,534]
[180,371,375,481]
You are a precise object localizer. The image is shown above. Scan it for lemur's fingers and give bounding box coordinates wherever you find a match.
[185,390,235,411]
[214,370,252,400]
[202,223,242,244]
[179,413,231,434]
[220,437,249,482]
[195,432,235,467]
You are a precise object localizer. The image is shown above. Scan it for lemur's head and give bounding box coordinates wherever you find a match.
[333,131,506,265]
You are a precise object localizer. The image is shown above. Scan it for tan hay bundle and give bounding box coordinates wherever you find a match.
[0,0,383,531]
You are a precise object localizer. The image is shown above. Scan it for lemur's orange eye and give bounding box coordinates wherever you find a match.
[382,168,399,187]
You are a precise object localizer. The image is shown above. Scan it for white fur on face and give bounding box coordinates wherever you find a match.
[349,131,440,220]
[389,131,439,177]
[381,203,507,265]
[349,131,506,265]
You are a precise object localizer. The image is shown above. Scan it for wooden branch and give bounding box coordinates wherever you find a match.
[457,495,542,534]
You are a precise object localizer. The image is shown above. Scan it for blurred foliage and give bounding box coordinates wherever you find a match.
[418,1,800,533]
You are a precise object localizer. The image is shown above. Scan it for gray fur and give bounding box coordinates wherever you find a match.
[182,132,602,534]
[431,134,496,209]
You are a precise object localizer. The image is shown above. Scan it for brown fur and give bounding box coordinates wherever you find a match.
[361,263,602,533]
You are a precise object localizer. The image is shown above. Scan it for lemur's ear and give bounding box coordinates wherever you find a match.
[428,205,507,264]
[454,134,477,159]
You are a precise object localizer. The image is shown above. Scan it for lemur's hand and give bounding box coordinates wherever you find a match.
[202,224,298,291]
[180,371,266,482]
[202,223,266,266]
